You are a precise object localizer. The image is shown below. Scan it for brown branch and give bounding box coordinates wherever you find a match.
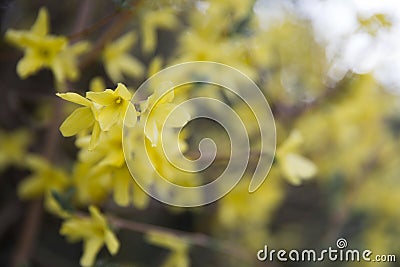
[107,215,254,264]
[67,10,119,41]
[79,1,143,70]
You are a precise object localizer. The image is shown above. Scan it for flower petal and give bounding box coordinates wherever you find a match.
[115,83,132,100]
[31,8,49,36]
[282,153,317,185]
[60,107,94,136]
[86,90,115,106]
[113,169,131,206]
[88,122,101,151]
[56,92,91,106]
[117,55,145,79]
[98,105,120,131]
[16,53,44,79]
[123,101,137,127]
[18,175,44,199]
[80,238,103,267]
[104,230,120,255]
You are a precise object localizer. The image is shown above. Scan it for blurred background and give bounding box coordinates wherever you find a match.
[0,0,400,266]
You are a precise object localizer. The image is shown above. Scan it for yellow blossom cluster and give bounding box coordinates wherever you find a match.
[2,1,400,267]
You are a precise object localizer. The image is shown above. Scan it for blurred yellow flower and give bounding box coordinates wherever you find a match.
[144,88,190,147]
[18,155,69,199]
[71,162,111,206]
[60,206,120,267]
[111,164,149,208]
[0,129,31,171]
[146,230,189,267]
[276,130,317,185]
[89,76,106,92]
[141,8,179,54]
[5,7,89,84]
[147,56,163,77]
[102,32,144,82]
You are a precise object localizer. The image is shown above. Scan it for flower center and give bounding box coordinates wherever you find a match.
[39,48,51,59]
[115,97,122,104]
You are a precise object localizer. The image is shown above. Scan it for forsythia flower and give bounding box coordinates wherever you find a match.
[276,130,317,185]
[76,127,149,208]
[57,92,101,150]
[77,125,124,168]
[5,7,89,84]
[102,32,144,82]
[18,155,69,199]
[58,83,135,149]
[144,88,190,146]
[146,230,189,267]
[110,164,149,208]
[141,8,179,53]
[86,83,136,131]
[89,76,106,92]
[0,129,31,171]
[60,206,120,267]
[71,162,111,206]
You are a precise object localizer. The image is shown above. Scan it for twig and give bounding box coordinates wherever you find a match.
[67,10,119,41]
[106,214,254,264]
[79,1,143,70]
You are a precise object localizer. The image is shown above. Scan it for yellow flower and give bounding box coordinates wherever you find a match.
[57,92,101,150]
[5,7,89,84]
[141,8,179,53]
[77,125,124,170]
[102,32,144,82]
[276,130,317,185]
[60,206,120,267]
[71,162,111,206]
[0,129,31,171]
[86,83,136,131]
[144,88,190,147]
[147,56,163,77]
[18,154,69,199]
[89,76,106,92]
[146,230,189,267]
[111,164,149,208]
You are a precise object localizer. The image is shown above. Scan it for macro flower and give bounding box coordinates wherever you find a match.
[141,8,179,54]
[144,88,190,147]
[18,154,69,199]
[60,206,120,267]
[276,130,317,185]
[5,7,89,84]
[57,92,101,150]
[86,83,136,131]
[76,125,124,168]
[111,164,149,208]
[71,162,111,206]
[102,32,144,82]
[89,76,106,92]
[0,129,31,171]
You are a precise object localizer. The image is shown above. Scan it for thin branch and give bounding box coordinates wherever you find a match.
[79,1,143,70]
[67,10,119,41]
[107,214,254,264]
